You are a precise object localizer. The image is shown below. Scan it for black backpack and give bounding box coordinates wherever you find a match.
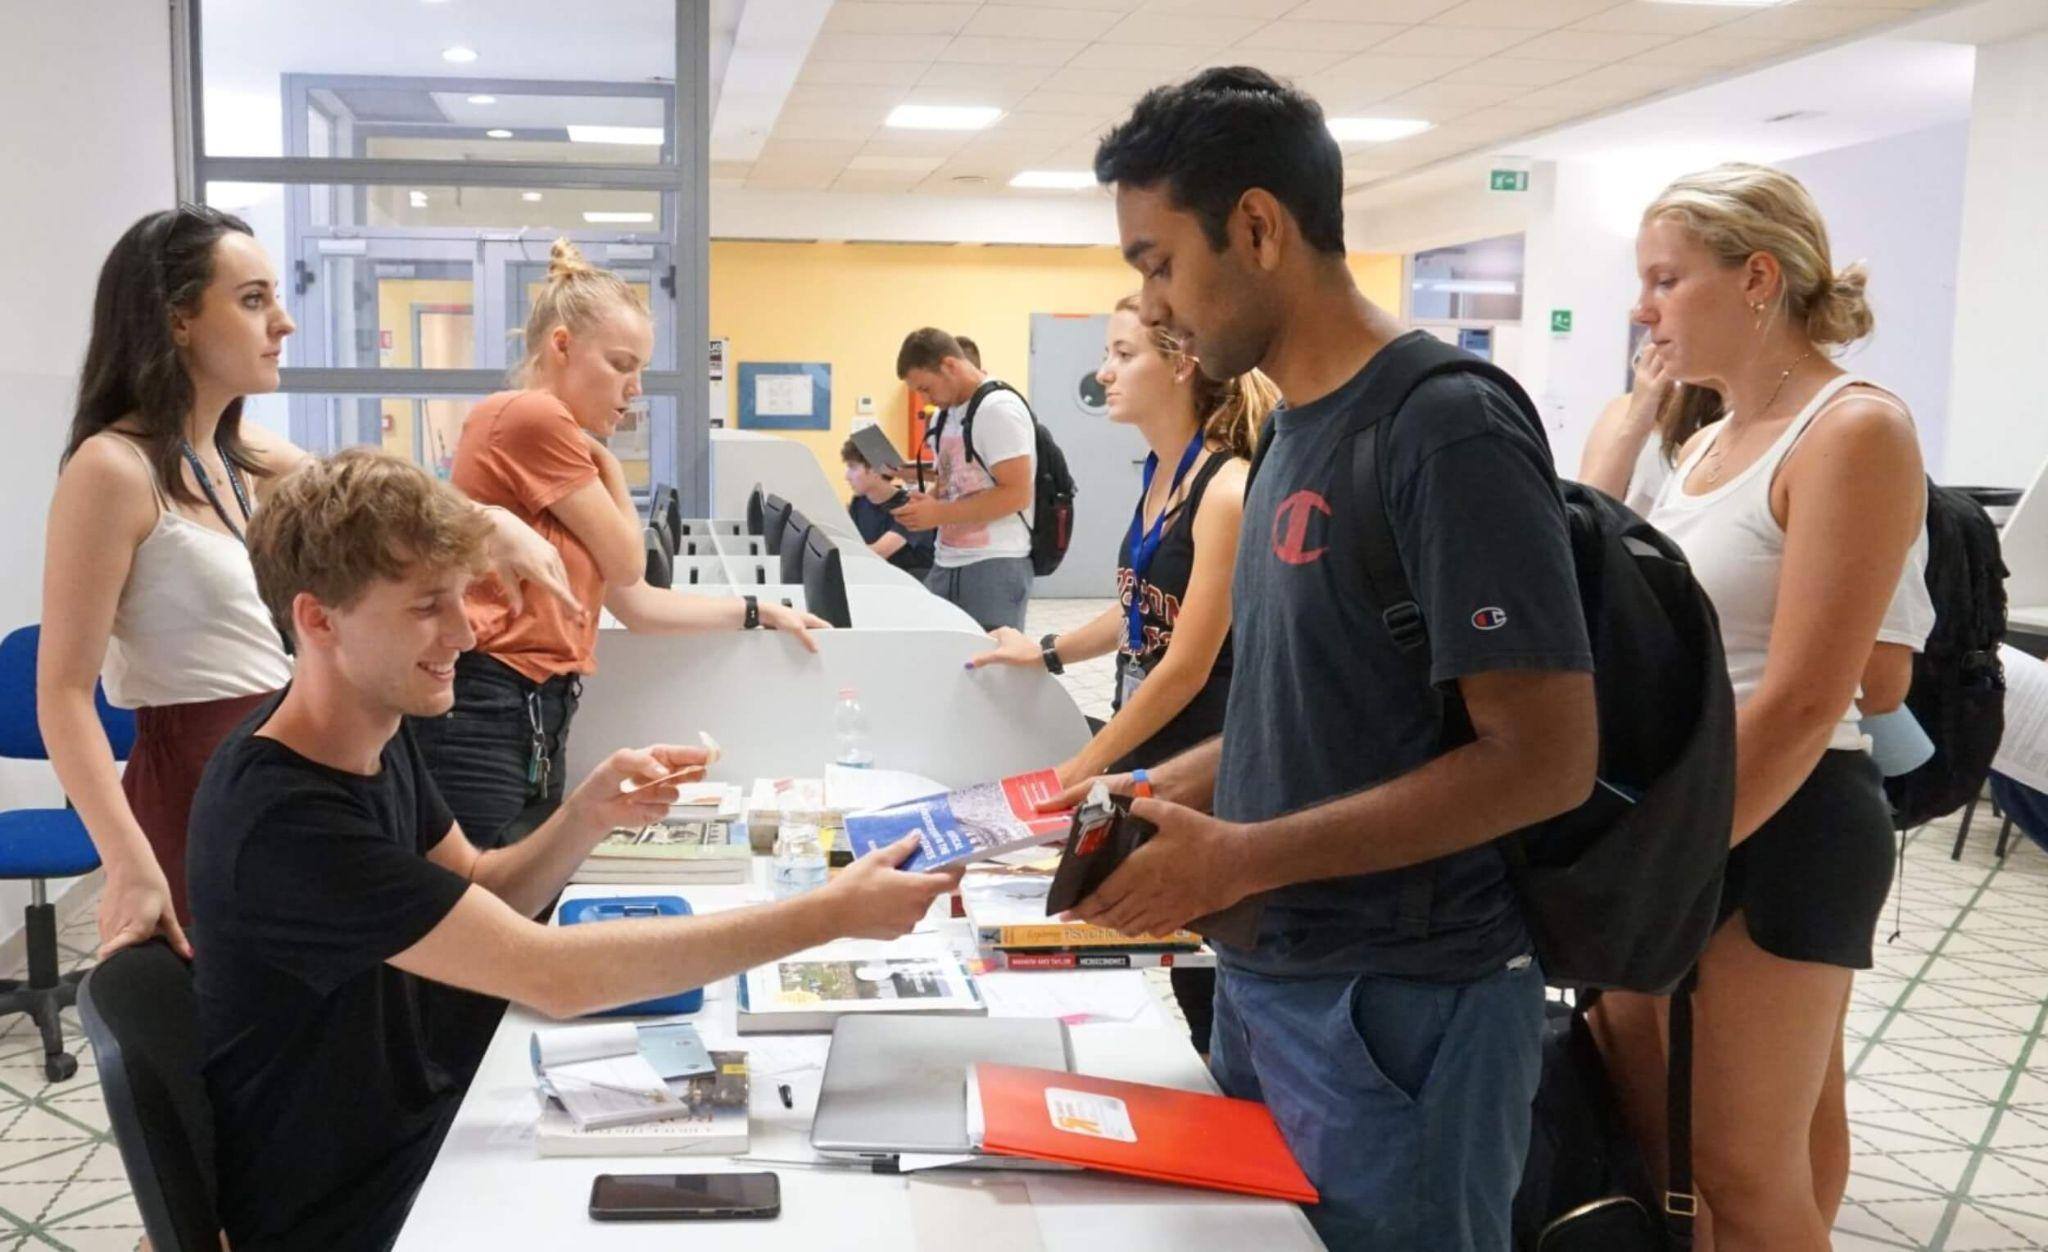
[923,380,1077,577]
[1883,480,2008,829]
[1246,333,1735,1248]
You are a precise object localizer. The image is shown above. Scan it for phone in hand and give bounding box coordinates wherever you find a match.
[883,487,911,512]
[588,1171,780,1221]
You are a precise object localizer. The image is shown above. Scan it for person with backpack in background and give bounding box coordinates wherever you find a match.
[1592,164,1928,1251]
[893,327,1042,630]
[1057,68,1598,1250]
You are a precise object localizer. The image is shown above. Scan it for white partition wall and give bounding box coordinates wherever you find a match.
[711,429,863,544]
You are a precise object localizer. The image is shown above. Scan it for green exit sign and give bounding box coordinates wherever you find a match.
[1489,168,1529,192]
[1550,309,1574,335]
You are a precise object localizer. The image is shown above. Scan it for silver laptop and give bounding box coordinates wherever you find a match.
[810,1015,1073,1163]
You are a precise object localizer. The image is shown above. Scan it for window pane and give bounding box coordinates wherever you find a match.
[1410,234,1525,323]
[288,393,668,492]
[199,0,676,161]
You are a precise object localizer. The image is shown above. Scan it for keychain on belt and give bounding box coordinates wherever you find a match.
[525,690,551,797]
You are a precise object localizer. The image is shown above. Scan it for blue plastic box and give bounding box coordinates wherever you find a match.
[556,894,705,1016]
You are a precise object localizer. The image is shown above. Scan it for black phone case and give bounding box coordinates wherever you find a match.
[1044,795,1262,948]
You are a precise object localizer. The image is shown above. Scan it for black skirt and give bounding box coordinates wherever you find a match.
[1719,749,1895,970]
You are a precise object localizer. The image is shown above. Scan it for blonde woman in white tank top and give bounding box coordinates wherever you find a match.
[40,207,573,964]
[1589,167,1925,1252]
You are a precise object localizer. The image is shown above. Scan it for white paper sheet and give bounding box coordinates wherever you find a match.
[976,971,1155,1025]
[1994,644,2048,792]
[756,372,814,418]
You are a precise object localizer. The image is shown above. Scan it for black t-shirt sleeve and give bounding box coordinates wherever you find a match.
[1387,375,1593,688]
[401,723,457,855]
[231,791,471,996]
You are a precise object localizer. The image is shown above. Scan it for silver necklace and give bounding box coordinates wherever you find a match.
[1702,350,1814,486]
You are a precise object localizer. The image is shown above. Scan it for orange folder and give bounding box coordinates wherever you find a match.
[967,1063,1319,1205]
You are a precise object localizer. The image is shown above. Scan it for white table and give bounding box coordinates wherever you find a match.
[395,876,1326,1252]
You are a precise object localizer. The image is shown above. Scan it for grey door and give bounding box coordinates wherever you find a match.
[1029,313,1144,598]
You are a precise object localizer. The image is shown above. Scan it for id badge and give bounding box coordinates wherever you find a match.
[1118,661,1146,709]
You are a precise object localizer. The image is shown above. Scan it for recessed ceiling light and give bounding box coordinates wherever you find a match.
[584,211,655,224]
[886,104,1002,131]
[441,45,478,63]
[521,191,544,202]
[466,94,497,105]
[486,128,513,139]
[1009,170,1097,190]
[566,125,665,146]
[1327,117,1432,143]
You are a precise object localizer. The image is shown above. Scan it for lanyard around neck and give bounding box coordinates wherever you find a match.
[1124,433,1204,654]
[179,435,254,543]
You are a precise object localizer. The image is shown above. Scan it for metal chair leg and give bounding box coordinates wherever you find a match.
[1953,795,1979,860]
[1996,816,2017,860]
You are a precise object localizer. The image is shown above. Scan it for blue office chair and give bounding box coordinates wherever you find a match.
[0,624,134,1081]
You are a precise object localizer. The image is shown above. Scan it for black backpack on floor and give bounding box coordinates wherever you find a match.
[924,380,1077,577]
[1884,480,2008,830]
[1246,333,1734,1248]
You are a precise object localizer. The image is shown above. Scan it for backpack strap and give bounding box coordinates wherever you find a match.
[957,379,1033,532]
[1665,968,1699,1247]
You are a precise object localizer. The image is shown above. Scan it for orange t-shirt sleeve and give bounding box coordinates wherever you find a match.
[489,397,601,516]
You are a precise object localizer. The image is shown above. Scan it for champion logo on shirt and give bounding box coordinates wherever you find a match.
[1471,607,1509,631]
[1271,490,1332,566]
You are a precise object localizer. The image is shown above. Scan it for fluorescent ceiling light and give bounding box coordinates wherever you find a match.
[584,211,655,224]
[1327,117,1432,143]
[566,125,665,146]
[1010,170,1097,190]
[521,191,544,202]
[441,45,478,63]
[466,94,497,105]
[486,128,512,139]
[885,104,1002,131]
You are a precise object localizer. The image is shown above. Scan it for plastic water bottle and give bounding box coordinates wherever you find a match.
[771,816,829,900]
[833,686,874,769]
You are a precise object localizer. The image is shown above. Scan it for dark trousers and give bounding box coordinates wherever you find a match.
[408,652,581,1088]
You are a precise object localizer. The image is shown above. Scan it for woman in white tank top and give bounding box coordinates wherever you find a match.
[39,207,572,963]
[1590,167,1926,1252]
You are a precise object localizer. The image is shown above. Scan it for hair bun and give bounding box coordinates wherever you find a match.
[1807,260,1874,347]
[546,238,595,282]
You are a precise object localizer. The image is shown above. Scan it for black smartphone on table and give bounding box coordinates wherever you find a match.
[588,1171,781,1221]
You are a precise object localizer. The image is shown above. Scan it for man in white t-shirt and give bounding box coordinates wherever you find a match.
[892,327,1037,630]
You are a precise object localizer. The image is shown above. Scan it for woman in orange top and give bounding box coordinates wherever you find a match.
[414,240,822,853]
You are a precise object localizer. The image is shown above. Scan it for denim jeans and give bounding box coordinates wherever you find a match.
[1209,957,1545,1251]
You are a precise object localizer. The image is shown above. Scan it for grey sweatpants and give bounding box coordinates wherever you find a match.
[926,556,1033,631]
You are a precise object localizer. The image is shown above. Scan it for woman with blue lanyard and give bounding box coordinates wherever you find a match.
[973,294,1277,1050]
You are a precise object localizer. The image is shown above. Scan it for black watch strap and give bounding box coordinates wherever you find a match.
[742,595,761,630]
[1039,633,1064,675]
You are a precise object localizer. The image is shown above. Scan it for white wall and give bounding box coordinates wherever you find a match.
[1780,123,1969,475]
[0,0,175,919]
[1946,27,2048,490]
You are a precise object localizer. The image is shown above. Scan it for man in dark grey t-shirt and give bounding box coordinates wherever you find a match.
[1071,70,1598,1250]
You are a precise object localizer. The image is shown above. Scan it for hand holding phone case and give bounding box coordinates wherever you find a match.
[1043,790,1262,948]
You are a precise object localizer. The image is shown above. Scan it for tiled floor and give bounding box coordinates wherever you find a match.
[3,600,2040,1249]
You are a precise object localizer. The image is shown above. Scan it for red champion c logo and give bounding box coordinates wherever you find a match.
[1272,490,1332,565]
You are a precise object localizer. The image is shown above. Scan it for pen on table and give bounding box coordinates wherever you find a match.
[778,1083,794,1109]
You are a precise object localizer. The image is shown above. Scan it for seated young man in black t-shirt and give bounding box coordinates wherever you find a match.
[188,448,957,1252]
[839,436,934,576]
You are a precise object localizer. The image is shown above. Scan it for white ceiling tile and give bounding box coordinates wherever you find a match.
[745,168,838,192]
[940,35,1089,66]
[1037,63,1192,94]
[1372,25,1531,58]
[821,2,978,38]
[1286,0,1461,20]
[797,60,930,89]
[754,138,868,165]
[987,109,1105,137]
[1139,0,1301,16]
[1022,0,1148,10]
[858,130,981,157]
[809,32,954,64]
[916,61,1057,93]
[1430,0,1619,30]
[1501,28,1673,61]
[961,5,1125,40]
[1623,32,1795,70]
[833,171,928,192]
[1716,5,1912,42]
[845,154,945,174]
[1438,56,1599,87]
[710,160,754,180]
[1066,41,1211,72]
[772,105,892,142]
[1096,11,1266,45]
[1798,0,1940,8]
[785,83,911,111]
[900,81,1038,109]
[1568,1,1744,37]
[1310,51,1474,93]
[1511,77,1659,110]
[1585,61,1694,91]
[1453,100,1588,134]
[1222,46,1355,78]
[1380,79,1528,113]
[1018,88,1142,117]
[1235,19,1406,53]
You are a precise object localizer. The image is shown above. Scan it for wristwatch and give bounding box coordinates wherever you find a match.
[1039,633,1065,675]
[741,595,761,630]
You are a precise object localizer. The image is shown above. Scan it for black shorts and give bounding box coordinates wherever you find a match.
[1719,749,1895,970]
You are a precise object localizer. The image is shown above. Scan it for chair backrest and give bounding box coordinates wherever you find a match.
[661,489,684,553]
[761,493,794,556]
[779,516,813,586]
[746,483,766,537]
[644,527,674,589]
[77,941,218,1252]
[802,526,853,629]
[0,625,135,762]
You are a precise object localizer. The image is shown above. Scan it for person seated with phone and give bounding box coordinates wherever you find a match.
[188,449,959,1252]
[840,435,934,577]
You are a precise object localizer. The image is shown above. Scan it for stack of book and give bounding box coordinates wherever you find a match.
[530,1021,750,1157]
[960,867,1212,971]
[576,816,751,886]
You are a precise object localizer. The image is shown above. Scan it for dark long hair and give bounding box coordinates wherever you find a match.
[65,204,270,506]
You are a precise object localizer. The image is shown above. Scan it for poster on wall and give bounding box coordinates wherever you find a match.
[738,362,832,431]
[709,338,728,429]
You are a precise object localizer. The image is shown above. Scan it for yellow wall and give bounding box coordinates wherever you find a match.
[709,241,1403,499]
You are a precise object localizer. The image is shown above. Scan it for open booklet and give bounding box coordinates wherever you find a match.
[529,1021,714,1130]
[843,768,1073,872]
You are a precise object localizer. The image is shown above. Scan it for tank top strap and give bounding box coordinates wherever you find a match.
[1177,449,1238,521]
[111,434,170,518]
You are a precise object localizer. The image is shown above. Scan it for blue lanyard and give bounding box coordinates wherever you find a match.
[1125,434,1204,654]
[179,435,254,543]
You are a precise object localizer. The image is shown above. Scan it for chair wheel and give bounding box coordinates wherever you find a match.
[43,1053,76,1084]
